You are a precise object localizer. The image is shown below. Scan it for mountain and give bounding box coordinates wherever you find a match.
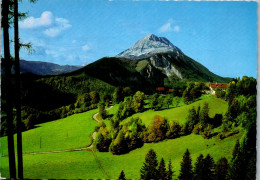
[18,34,231,111]
[116,34,183,60]
[20,60,81,75]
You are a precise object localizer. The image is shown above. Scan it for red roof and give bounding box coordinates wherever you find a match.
[156,87,165,91]
[209,83,228,88]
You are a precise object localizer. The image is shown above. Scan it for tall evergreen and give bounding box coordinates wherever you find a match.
[215,157,229,180]
[119,170,126,180]
[178,149,193,180]
[200,102,209,125]
[166,159,174,180]
[14,0,24,178]
[2,0,17,178]
[193,154,204,180]
[203,154,215,180]
[140,149,159,179]
[232,140,240,161]
[158,158,167,179]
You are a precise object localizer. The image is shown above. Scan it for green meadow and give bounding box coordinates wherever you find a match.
[123,95,228,127]
[0,132,241,179]
[0,109,99,155]
[0,96,236,179]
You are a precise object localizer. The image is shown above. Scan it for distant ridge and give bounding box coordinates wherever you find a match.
[20,60,81,75]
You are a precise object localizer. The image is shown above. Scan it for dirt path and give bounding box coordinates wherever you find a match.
[90,149,111,179]
[0,106,114,157]
[93,105,113,123]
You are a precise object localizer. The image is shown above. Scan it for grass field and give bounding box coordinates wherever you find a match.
[123,95,228,127]
[0,109,99,155]
[0,132,241,179]
[0,96,234,179]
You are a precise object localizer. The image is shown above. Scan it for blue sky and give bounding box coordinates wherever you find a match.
[6,0,257,78]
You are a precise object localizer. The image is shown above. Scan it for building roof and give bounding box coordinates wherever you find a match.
[209,83,228,88]
[156,87,165,91]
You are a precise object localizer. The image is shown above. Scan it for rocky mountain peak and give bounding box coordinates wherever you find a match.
[116,34,182,60]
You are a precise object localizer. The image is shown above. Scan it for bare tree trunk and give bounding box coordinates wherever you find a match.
[3,0,17,178]
[14,0,24,178]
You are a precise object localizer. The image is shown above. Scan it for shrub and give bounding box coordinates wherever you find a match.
[166,120,182,138]
[144,115,168,142]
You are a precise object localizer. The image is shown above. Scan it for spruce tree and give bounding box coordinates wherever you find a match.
[119,170,126,180]
[158,158,167,179]
[215,157,229,180]
[200,102,209,125]
[178,149,193,180]
[193,154,204,180]
[203,154,215,180]
[140,149,159,179]
[166,159,174,180]
[232,140,240,161]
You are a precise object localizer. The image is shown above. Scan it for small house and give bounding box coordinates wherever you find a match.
[209,83,228,94]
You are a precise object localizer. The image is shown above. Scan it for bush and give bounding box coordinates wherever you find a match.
[166,120,182,138]
[193,124,204,135]
[94,127,111,152]
[144,115,168,142]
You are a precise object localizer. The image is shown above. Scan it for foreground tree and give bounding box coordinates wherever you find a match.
[193,154,204,180]
[215,157,229,180]
[203,154,215,180]
[119,170,126,180]
[158,158,167,179]
[2,0,17,178]
[166,159,174,180]
[140,149,159,179]
[178,149,193,180]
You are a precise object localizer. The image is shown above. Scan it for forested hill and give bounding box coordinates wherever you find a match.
[20,59,81,75]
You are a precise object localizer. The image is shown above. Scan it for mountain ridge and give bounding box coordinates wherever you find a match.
[20,59,81,75]
[116,34,182,60]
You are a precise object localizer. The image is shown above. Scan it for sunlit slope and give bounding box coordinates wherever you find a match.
[123,96,228,127]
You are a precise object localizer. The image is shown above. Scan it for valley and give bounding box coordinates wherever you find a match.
[1,32,256,179]
[0,96,242,179]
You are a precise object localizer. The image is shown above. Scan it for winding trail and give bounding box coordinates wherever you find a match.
[1,106,114,178]
[0,106,113,157]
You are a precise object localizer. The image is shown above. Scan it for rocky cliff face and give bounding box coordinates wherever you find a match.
[116,34,182,60]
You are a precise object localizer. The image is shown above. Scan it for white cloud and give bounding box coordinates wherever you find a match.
[159,22,172,33]
[158,19,180,33]
[173,25,180,32]
[82,45,91,51]
[20,11,72,37]
[20,11,54,29]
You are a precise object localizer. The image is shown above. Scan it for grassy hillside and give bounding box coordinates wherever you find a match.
[0,132,241,179]
[0,109,98,155]
[0,95,235,179]
[123,95,228,127]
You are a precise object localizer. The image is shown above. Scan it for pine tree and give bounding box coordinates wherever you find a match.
[232,140,240,161]
[140,149,159,179]
[200,102,209,125]
[193,154,204,180]
[119,170,126,180]
[203,154,215,180]
[166,159,174,180]
[178,149,193,180]
[215,157,229,180]
[158,158,167,179]
[183,89,190,104]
